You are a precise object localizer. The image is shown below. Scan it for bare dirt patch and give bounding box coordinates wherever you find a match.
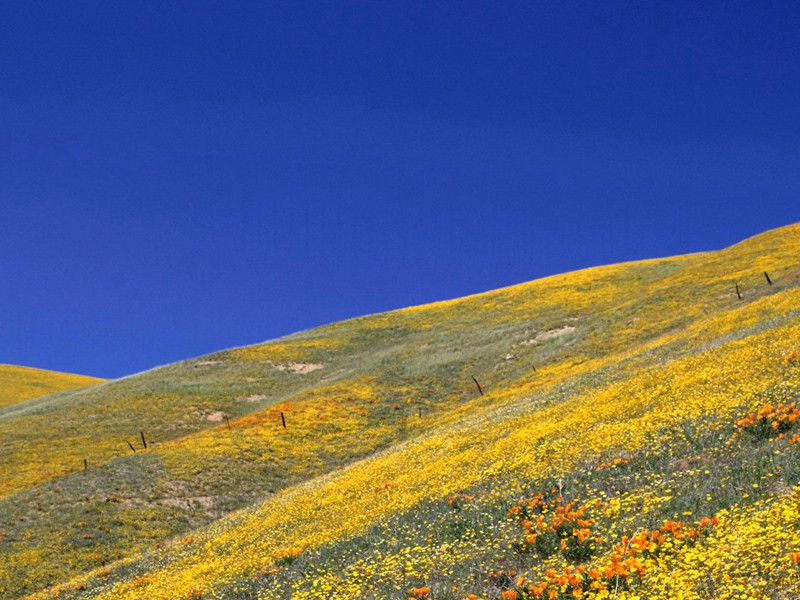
[245,393,269,403]
[205,410,226,422]
[522,325,576,345]
[159,495,217,510]
[122,495,220,514]
[266,361,324,374]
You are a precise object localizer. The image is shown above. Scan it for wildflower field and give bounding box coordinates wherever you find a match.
[0,365,102,409]
[2,223,800,599]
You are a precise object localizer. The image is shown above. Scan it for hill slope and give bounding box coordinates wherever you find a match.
[0,364,102,408]
[3,223,800,600]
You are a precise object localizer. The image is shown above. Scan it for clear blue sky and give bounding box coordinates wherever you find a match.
[1,1,798,378]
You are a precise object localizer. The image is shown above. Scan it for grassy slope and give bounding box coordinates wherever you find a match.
[3,223,800,600]
[0,365,102,409]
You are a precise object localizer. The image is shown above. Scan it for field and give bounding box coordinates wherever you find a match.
[0,365,102,409]
[2,223,800,599]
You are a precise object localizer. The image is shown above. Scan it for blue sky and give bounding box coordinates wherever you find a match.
[1,1,799,378]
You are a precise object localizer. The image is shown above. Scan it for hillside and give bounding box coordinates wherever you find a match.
[0,365,103,409]
[3,223,800,600]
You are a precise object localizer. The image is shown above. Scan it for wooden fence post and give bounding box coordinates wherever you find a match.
[472,376,484,396]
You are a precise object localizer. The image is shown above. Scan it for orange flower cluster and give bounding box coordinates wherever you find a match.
[508,493,600,562]
[131,576,152,589]
[582,517,720,594]
[507,566,589,599]
[787,350,799,365]
[735,401,800,441]
[488,514,720,599]
[408,585,431,598]
[375,480,399,492]
[271,546,303,566]
[448,492,475,511]
[255,565,284,580]
[507,492,548,519]
[487,569,517,589]
[788,551,800,564]
[596,457,631,471]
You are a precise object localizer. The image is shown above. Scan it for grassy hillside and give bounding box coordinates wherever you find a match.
[0,364,102,408]
[3,223,800,599]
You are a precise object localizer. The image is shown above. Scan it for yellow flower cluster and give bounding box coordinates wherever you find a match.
[637,492,800,599]
[0,364,102,409]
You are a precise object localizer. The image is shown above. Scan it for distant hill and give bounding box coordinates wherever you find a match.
[0,364,103,409]
[4,223,800,600]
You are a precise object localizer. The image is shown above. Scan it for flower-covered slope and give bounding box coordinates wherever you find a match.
[0,364,102,409]
[7,222,800,600]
